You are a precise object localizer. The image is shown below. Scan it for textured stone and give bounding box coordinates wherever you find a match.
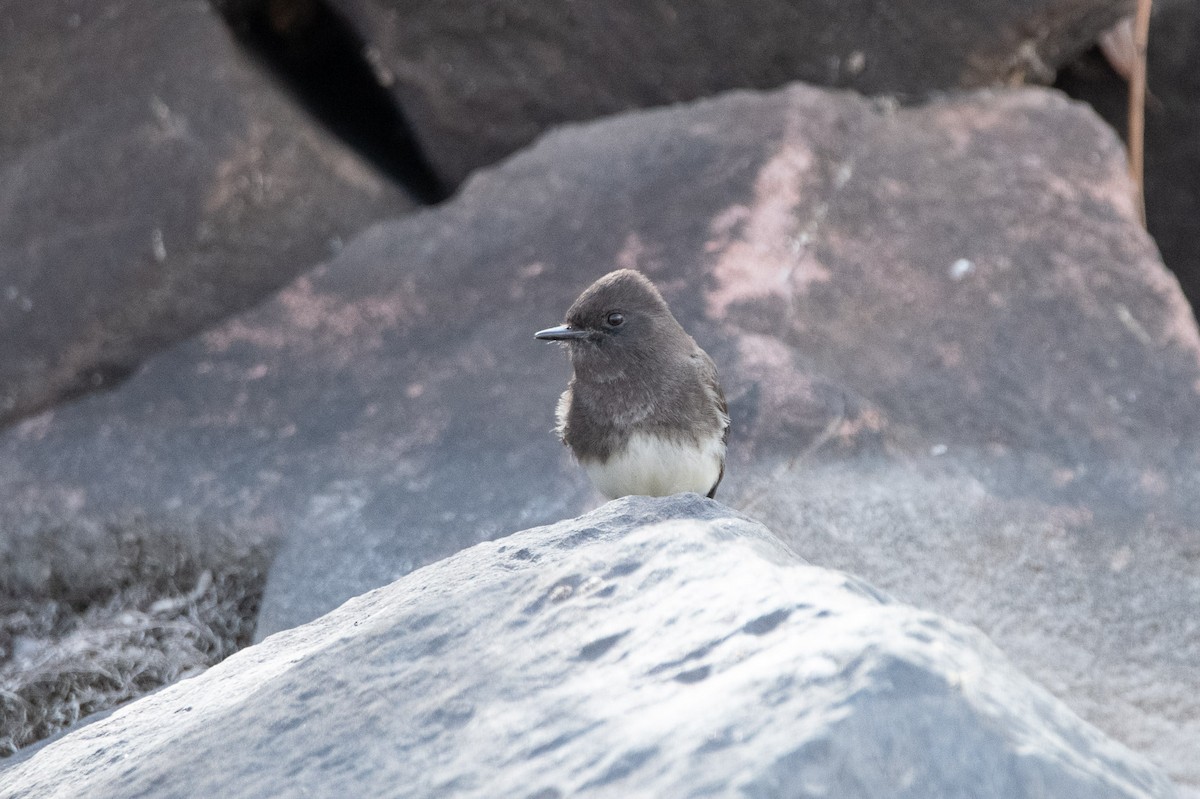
[0,0,413,426]
[325,0,1131,184]
[0,497,1178,799]
[0,84,1197,787]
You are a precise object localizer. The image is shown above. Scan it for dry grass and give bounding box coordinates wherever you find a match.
[0,517,270,756]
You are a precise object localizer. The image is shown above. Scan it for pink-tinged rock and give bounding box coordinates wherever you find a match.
[1,84,1197,787]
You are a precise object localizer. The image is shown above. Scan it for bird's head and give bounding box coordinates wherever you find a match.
[535,270,690,379]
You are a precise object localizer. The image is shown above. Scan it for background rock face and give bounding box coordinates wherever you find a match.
[0,498,1178,799]
[1,83,1196,789]
[0,0,413,427]
[325,0,1132,185]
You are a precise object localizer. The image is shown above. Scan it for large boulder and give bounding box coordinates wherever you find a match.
[0,497,1178,798]
[1,83,1197,788]
[0,0,413,427]
[316,0,1132,185]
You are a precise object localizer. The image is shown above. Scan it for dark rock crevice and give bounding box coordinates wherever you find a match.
[211,0,449,204]
[1055,2,1200,314]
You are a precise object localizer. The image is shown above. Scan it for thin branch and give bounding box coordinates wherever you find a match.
[1128,0,1152,227]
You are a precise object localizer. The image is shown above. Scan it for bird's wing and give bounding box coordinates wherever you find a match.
[702,351,730,443]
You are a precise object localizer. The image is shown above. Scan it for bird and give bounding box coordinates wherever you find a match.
[535,269,729,499]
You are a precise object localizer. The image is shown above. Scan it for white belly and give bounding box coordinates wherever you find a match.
[583,430,724,499]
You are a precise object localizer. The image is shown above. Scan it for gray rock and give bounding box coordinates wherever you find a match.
[0,0,413,426]
[323,0,1132,185]
[0,496,1178,799]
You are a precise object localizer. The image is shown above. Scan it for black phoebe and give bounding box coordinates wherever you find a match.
[535,269,729,499]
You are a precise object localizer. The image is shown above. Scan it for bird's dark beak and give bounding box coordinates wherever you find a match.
[535,324,590,341]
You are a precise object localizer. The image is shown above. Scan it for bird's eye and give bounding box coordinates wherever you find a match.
[605,312,625,327]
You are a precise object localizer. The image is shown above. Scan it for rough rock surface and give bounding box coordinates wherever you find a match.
[0,0,413,427]
[0,516,268,756]
[1,83,1197,789]
[0,497,1178,799]
[326,0,1132,185]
